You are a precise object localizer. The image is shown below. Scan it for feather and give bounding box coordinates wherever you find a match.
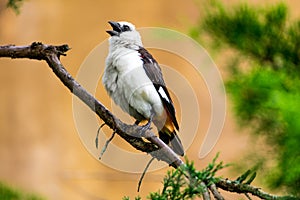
[138,47,179,130]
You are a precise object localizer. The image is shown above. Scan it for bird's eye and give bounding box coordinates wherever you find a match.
[122,25,131,32]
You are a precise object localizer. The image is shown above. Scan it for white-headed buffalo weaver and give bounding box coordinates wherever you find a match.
[102,21,184,156]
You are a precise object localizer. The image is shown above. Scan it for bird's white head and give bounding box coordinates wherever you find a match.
[106,21,143,48]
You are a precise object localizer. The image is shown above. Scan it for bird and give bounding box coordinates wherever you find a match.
[102,21,184,156]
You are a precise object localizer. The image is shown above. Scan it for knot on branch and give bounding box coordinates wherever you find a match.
[0,42,70,60]
[30,42,70,59]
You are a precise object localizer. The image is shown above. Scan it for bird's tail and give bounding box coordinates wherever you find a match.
[159,130,184,156]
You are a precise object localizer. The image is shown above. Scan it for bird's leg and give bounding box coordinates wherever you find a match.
[135,114,153,138]
[141,113,154,131]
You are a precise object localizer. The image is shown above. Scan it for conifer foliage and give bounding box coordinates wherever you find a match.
[191,1,300,195]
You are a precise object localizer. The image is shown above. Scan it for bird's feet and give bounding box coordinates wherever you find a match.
[142,114,154,131]
[142,117,152,130]
[137,114,154,137]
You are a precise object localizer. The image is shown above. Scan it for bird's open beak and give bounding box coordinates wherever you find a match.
[106,21,121,36]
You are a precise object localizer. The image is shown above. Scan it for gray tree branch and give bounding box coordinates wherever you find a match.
[209,184,224,200]
[216,178,299,200]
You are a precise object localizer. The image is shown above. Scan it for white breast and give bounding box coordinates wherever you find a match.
[103,49,164,120]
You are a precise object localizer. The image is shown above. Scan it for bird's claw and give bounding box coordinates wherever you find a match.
[142,119,152,130]
[139,114,154,137]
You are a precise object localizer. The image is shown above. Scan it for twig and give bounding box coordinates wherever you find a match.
[200,182,211,200]
[95,123,107,149]
[209,183,224,200]
[245,193,252,200]
[216,178,299,200]
[137,157,155,192]
[99,131,116,160]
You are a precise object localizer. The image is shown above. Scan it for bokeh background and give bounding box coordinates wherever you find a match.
[0,0,299,199]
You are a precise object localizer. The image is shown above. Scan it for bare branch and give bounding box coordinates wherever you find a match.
[216,178,299,200]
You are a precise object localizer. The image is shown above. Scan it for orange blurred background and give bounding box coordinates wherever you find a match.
[0,0,299,199]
